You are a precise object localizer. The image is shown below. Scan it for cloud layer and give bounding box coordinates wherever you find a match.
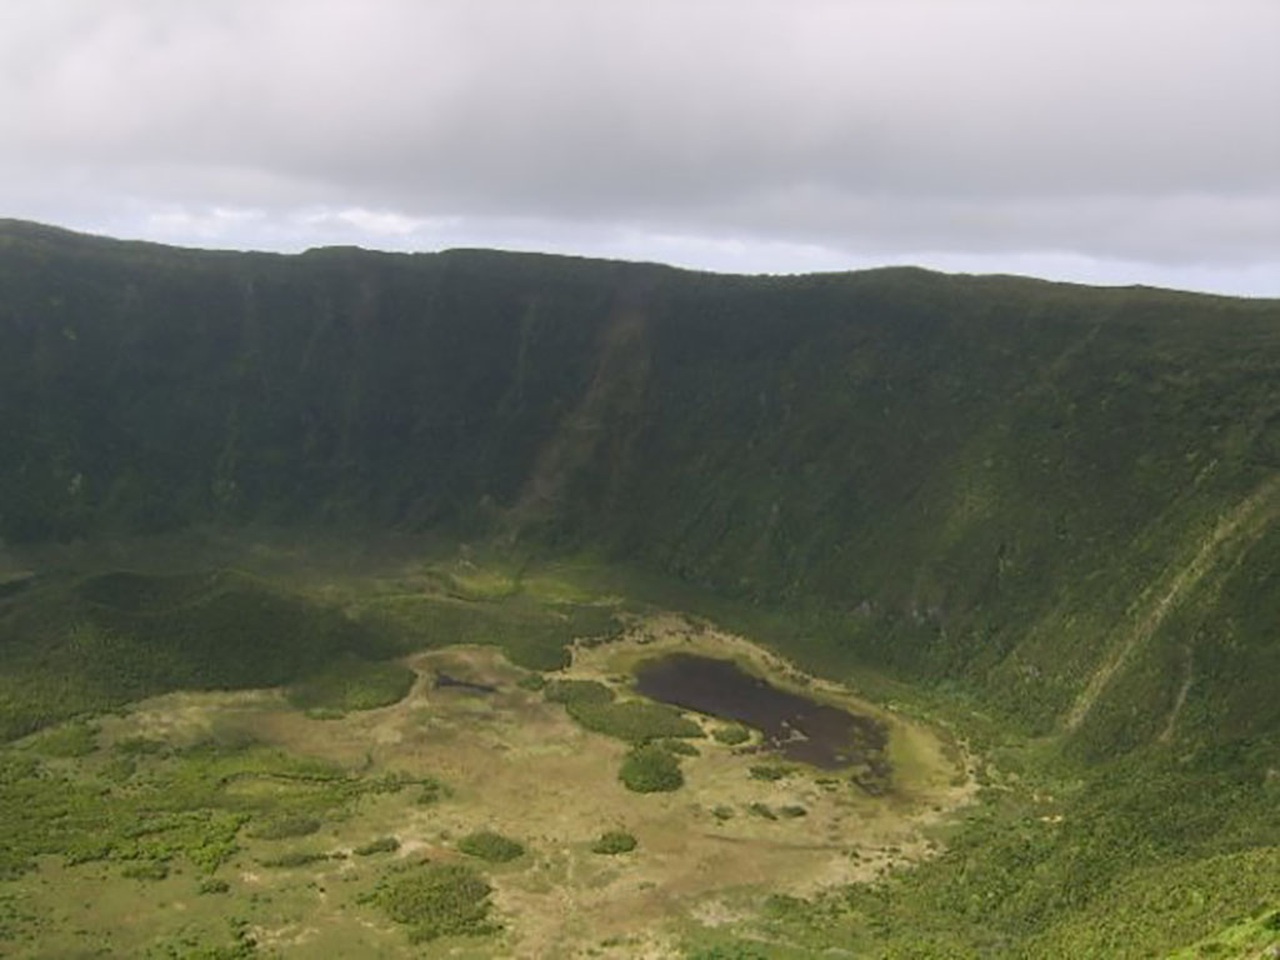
[2,1,1277,293]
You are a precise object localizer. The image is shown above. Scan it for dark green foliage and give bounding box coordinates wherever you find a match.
[413,776,448,806]
[684,945,769,960]
[353,836,401,856]
[121,860,170,881]
[197,878,231,895]
[4,223,1278,757]
[748,764,791,782]
[25,720,99,757]
[619,744,684,793]
[248,815,321,840]
[0,570,397,741]
[456,830,525,863]
[360,590,615,672]
[0,736,392,881]
[258,850,329,868]
[661,738,701,757]
[516,673,547,691]
[285,658,416,713]
[543,679,615,705]
[591,830,638,855]
[712,725,751,745]
[564,699,704,743]
[365,862,497,943]
[4,222,1280,957]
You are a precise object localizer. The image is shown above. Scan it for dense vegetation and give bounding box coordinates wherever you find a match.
[591,830,638,855]
[0,569,397,740]
[619,743,685,793]
[363,862,497,943]
[285,657,417,713]
[1,219,1279,955]
[456,830,525,864]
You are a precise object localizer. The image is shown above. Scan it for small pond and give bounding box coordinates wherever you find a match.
[633,653,888,770]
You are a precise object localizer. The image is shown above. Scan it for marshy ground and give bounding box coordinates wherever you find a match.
[0,541,975,958]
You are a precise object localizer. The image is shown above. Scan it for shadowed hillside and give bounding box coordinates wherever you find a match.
[2,220,1279,956]
[4,219,1277,757]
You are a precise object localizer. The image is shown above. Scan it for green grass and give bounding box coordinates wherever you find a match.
[23,720,100,758]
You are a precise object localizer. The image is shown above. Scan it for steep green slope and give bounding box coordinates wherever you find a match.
[3,219,1279,759]
[1,219,1279,956]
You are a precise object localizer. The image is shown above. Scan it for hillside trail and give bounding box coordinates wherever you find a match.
[1063,472,1280,733]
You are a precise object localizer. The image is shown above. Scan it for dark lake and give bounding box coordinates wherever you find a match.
[633,653,888,770]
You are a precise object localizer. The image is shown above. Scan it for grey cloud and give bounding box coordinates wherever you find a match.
[1,0,1277,291]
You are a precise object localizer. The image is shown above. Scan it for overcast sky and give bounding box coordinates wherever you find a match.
[2,1,1277,295]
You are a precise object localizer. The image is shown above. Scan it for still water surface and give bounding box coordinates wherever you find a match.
[633,653,887,769]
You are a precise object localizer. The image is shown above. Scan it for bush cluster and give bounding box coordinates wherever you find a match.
[543,679,615,705]
[591,830,638,855]
[566,699,703,743]
[354,836,401,856]
[619,744,684,793]
[365,862,497,943]
[456,830,525,863]
[712,725,751,745]
[249,816,321,840]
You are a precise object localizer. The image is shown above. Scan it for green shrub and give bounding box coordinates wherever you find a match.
[259,851,329,868]
[748,764,791,782]
[286,658,416,712]
[685,943,769,959]
[249,816,321,840]
[543,679,615,705]
[619,744,684,793]
[660,738,701,757]
[27,720,99,757]
[566,699,703,743]
[354,836,401,856]
[415,778,447,806]
[591,831,638,855]
[456,830,525,863]
[516,673,547,691]
[712,725,751,745]
[365,862,497,943]
[747,802,777,820]
[121,860,169,881]
[198,878,231,895]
